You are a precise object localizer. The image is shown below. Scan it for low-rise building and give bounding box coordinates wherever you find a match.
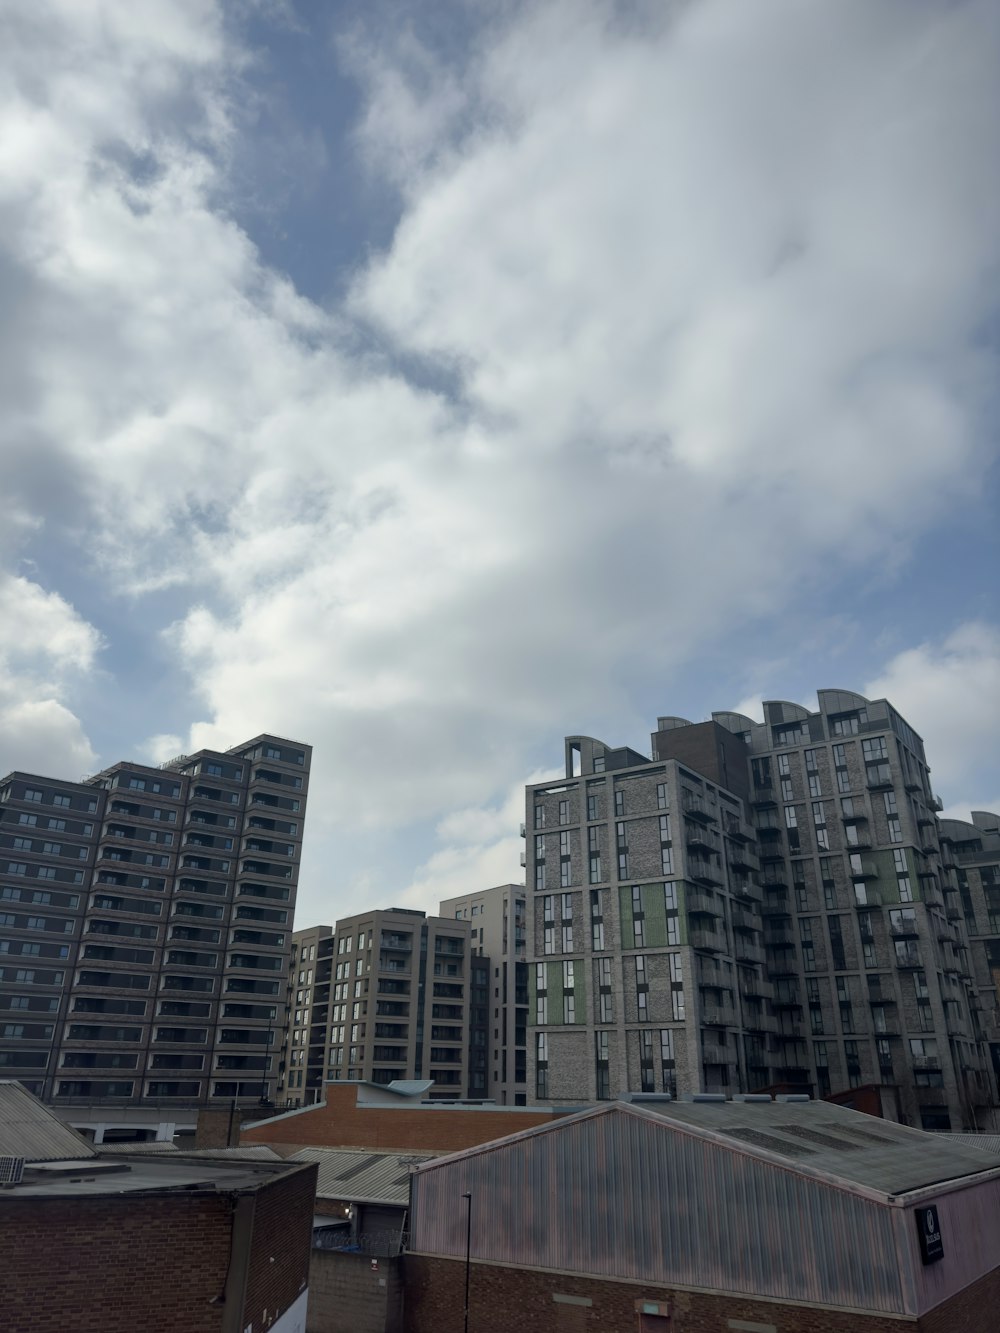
[241,1077,582,1156]
[0,1079,317,1333]
[406,1092,1000,1332]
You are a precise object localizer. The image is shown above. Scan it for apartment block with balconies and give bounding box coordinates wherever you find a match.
[525,693,996,1132]
[439,884,528,1103]
[0,734,310,1108]
[286,907,473,1102]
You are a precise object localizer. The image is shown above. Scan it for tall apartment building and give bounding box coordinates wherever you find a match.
[0,734,309,1105]
[439,884,528,1104]
[940,810,1000,1097]
[279,908,474,1105]
[525,691,995,1131]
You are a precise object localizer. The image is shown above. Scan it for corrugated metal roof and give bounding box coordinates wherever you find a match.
[956,1133,1000,1155]
[288,1147,436,1205]
[0,1081,97,1162]
[633,1098,1000,1197]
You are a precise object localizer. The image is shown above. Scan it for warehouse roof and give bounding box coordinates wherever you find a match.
[622,1097,1000,1198]
[0,1080,97,1163]
[288,1147,436,1206]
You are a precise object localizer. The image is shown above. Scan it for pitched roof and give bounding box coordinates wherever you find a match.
[632,1097,1000,1197]
[0,1081,97,1163]
[287,1147,436,1206]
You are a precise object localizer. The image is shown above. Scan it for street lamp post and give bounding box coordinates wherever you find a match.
[462,1190,472,1333]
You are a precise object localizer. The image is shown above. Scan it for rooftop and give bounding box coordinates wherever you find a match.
[628,1096,1000,1198]
[288,1147,437,1206]
[0,1080,97,1163]
[3,1152,307,1199]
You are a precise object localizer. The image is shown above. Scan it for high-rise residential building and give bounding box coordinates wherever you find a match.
[0,734,309,1106]
[525,691,996,1131]
[439,884,528,1104]
[279,908,474,1104]
[940,809,1000,1105]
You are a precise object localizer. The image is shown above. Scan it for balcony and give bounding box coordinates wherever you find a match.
[751,783,776,807]
[728,844,760,873]
[763,927,795,949]
[688,856,723,887]
[739,976,767,1001]
[380,935,412,952]
[689,923,724,952]
[683,795,716,824]
[700,1005,734,1027]
[889,914,919,939]
[894,945,922,968]
[730,903,759,933]
[734,937,765,967]
[731,878,762,906]
[685,885,720,916]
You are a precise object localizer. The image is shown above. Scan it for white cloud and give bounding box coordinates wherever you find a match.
[0,698,96,780]
[865,622,1000,816]
[1,1,998,917]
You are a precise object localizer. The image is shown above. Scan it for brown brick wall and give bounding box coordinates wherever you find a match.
[0,1193,232,1333]
[246,1163,318,1331]
[241,1083,565,1154]
[308,1250,404,1333]
[0,1165,317,1333]
[402,1256,915,1333]
[918,1264,1000,1333]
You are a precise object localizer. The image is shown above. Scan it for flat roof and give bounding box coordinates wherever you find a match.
[2,1152,310,1199]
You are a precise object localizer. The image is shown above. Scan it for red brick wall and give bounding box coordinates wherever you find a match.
[918,1264,1000,1333]
[241,1083,564,1154]
[403,1255,914,1333]
[0,1165,317,1333]
[245,1162,318,1331]
[0,1193,231,1333]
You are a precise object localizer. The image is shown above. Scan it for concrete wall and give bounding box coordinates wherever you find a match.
[307,1250,403,1333]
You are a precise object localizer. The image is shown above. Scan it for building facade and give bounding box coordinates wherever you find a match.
[439,884,528,1104]
[524,691,995,1131]
[940,810,1000,1109]
[279,909,474,1104]
[0,734,309,1106]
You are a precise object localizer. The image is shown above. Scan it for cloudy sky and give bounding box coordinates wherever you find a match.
[1,0,998,929]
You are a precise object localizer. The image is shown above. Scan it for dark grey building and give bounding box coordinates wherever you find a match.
[0,734,310,1106]
[525,691,995,1131]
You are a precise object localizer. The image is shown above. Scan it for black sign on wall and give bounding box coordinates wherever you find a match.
[916,1204,944,1265]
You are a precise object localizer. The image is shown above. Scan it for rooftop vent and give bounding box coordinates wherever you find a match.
[0,1157,24,1187]
[730,1094,773,1103]
[775,1094,811,1103]
[682,1093,727,1103]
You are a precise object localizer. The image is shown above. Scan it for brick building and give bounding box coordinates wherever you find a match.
[0,1079,317,1333]
[406,1093,1000,1332]
[240,1077,581,1155]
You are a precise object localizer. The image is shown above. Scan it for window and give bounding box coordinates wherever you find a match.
[535,962,547,1024]
[640,1029,654,1093]
[883,790,898,815]
[616,821,628,879]
[543,896,555,956]
[632,885,644,948]
[887,817,902,844]
[17,814,37,827]
[862,737,887,761]
[780,778,793,802]
[595,1031,610,1099]
[588,827,602,884]
[800,917,816,972]
[590,890,604,950]
[24,789,43,803]
[660,1029,676,1096]
[829,917,847,971]
[534,804,545,830]
[559,831,571,888]
[669,953,684,1020]
[659,814,672,875]
[844,1039,861,1088]
[635,954,647,1019]
[587,793,598,821]
[536,1032,548,1098]
[559,799,569,825]
[597,956,613,1022]
[658,881,678,945]
[656,783,667,810]
[563,960,575,1023]
[777,754,791,777]
[614,790,625,817]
